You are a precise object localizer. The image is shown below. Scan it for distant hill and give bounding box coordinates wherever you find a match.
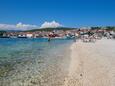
[1,26,115,32]
[0,27,77,33]
[0,30,21,32]
[90,26,115,31]
[24,27,77,32]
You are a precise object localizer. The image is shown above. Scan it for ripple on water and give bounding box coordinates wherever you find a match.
[0,39,72,86]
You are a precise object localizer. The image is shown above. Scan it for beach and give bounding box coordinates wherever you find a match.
[0,38,115,86]
[64,39,115,86]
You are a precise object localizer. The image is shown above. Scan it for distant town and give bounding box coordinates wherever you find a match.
[0,26,115,40]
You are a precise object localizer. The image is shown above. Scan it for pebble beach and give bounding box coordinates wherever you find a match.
[64,39,115,86]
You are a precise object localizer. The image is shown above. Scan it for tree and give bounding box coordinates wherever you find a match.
[0,31,6,37]
[91,27,101,30]
[106,26,115,31]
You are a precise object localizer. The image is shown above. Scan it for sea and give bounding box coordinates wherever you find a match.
[0,38,73,86]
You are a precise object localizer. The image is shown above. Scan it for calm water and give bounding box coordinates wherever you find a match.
[0,38,73,86]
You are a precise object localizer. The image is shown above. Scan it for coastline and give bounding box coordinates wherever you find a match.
[64,39,115,86]
[0,39,72,86]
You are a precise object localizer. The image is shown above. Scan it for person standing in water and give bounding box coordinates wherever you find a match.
[48,37,51,42]
[73,32,78,42]
[48,32,53,42]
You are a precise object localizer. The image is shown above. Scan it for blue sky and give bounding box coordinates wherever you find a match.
[0,0,115,29]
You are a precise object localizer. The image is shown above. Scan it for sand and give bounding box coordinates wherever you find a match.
[64,39,115,86]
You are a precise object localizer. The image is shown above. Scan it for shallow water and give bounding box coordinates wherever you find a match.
[0,38,73,86]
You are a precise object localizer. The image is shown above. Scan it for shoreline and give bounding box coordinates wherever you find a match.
[64,39,115,86]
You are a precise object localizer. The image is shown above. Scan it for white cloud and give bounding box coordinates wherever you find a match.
[0,24,15,30]
[40,21,62,28]
[80,27,91,29]
[0,22,38,30]
[16,22,37,30]
[0,21,62,30]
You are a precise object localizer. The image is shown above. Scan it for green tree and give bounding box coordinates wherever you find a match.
[0,31,6,37]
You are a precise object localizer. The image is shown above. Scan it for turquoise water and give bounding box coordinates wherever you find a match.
[0,38,73,86]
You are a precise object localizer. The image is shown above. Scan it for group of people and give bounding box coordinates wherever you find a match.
[47,30,115,42]
[75,30,115,43]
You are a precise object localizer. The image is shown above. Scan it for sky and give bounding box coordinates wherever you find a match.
[0,0,115,30]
